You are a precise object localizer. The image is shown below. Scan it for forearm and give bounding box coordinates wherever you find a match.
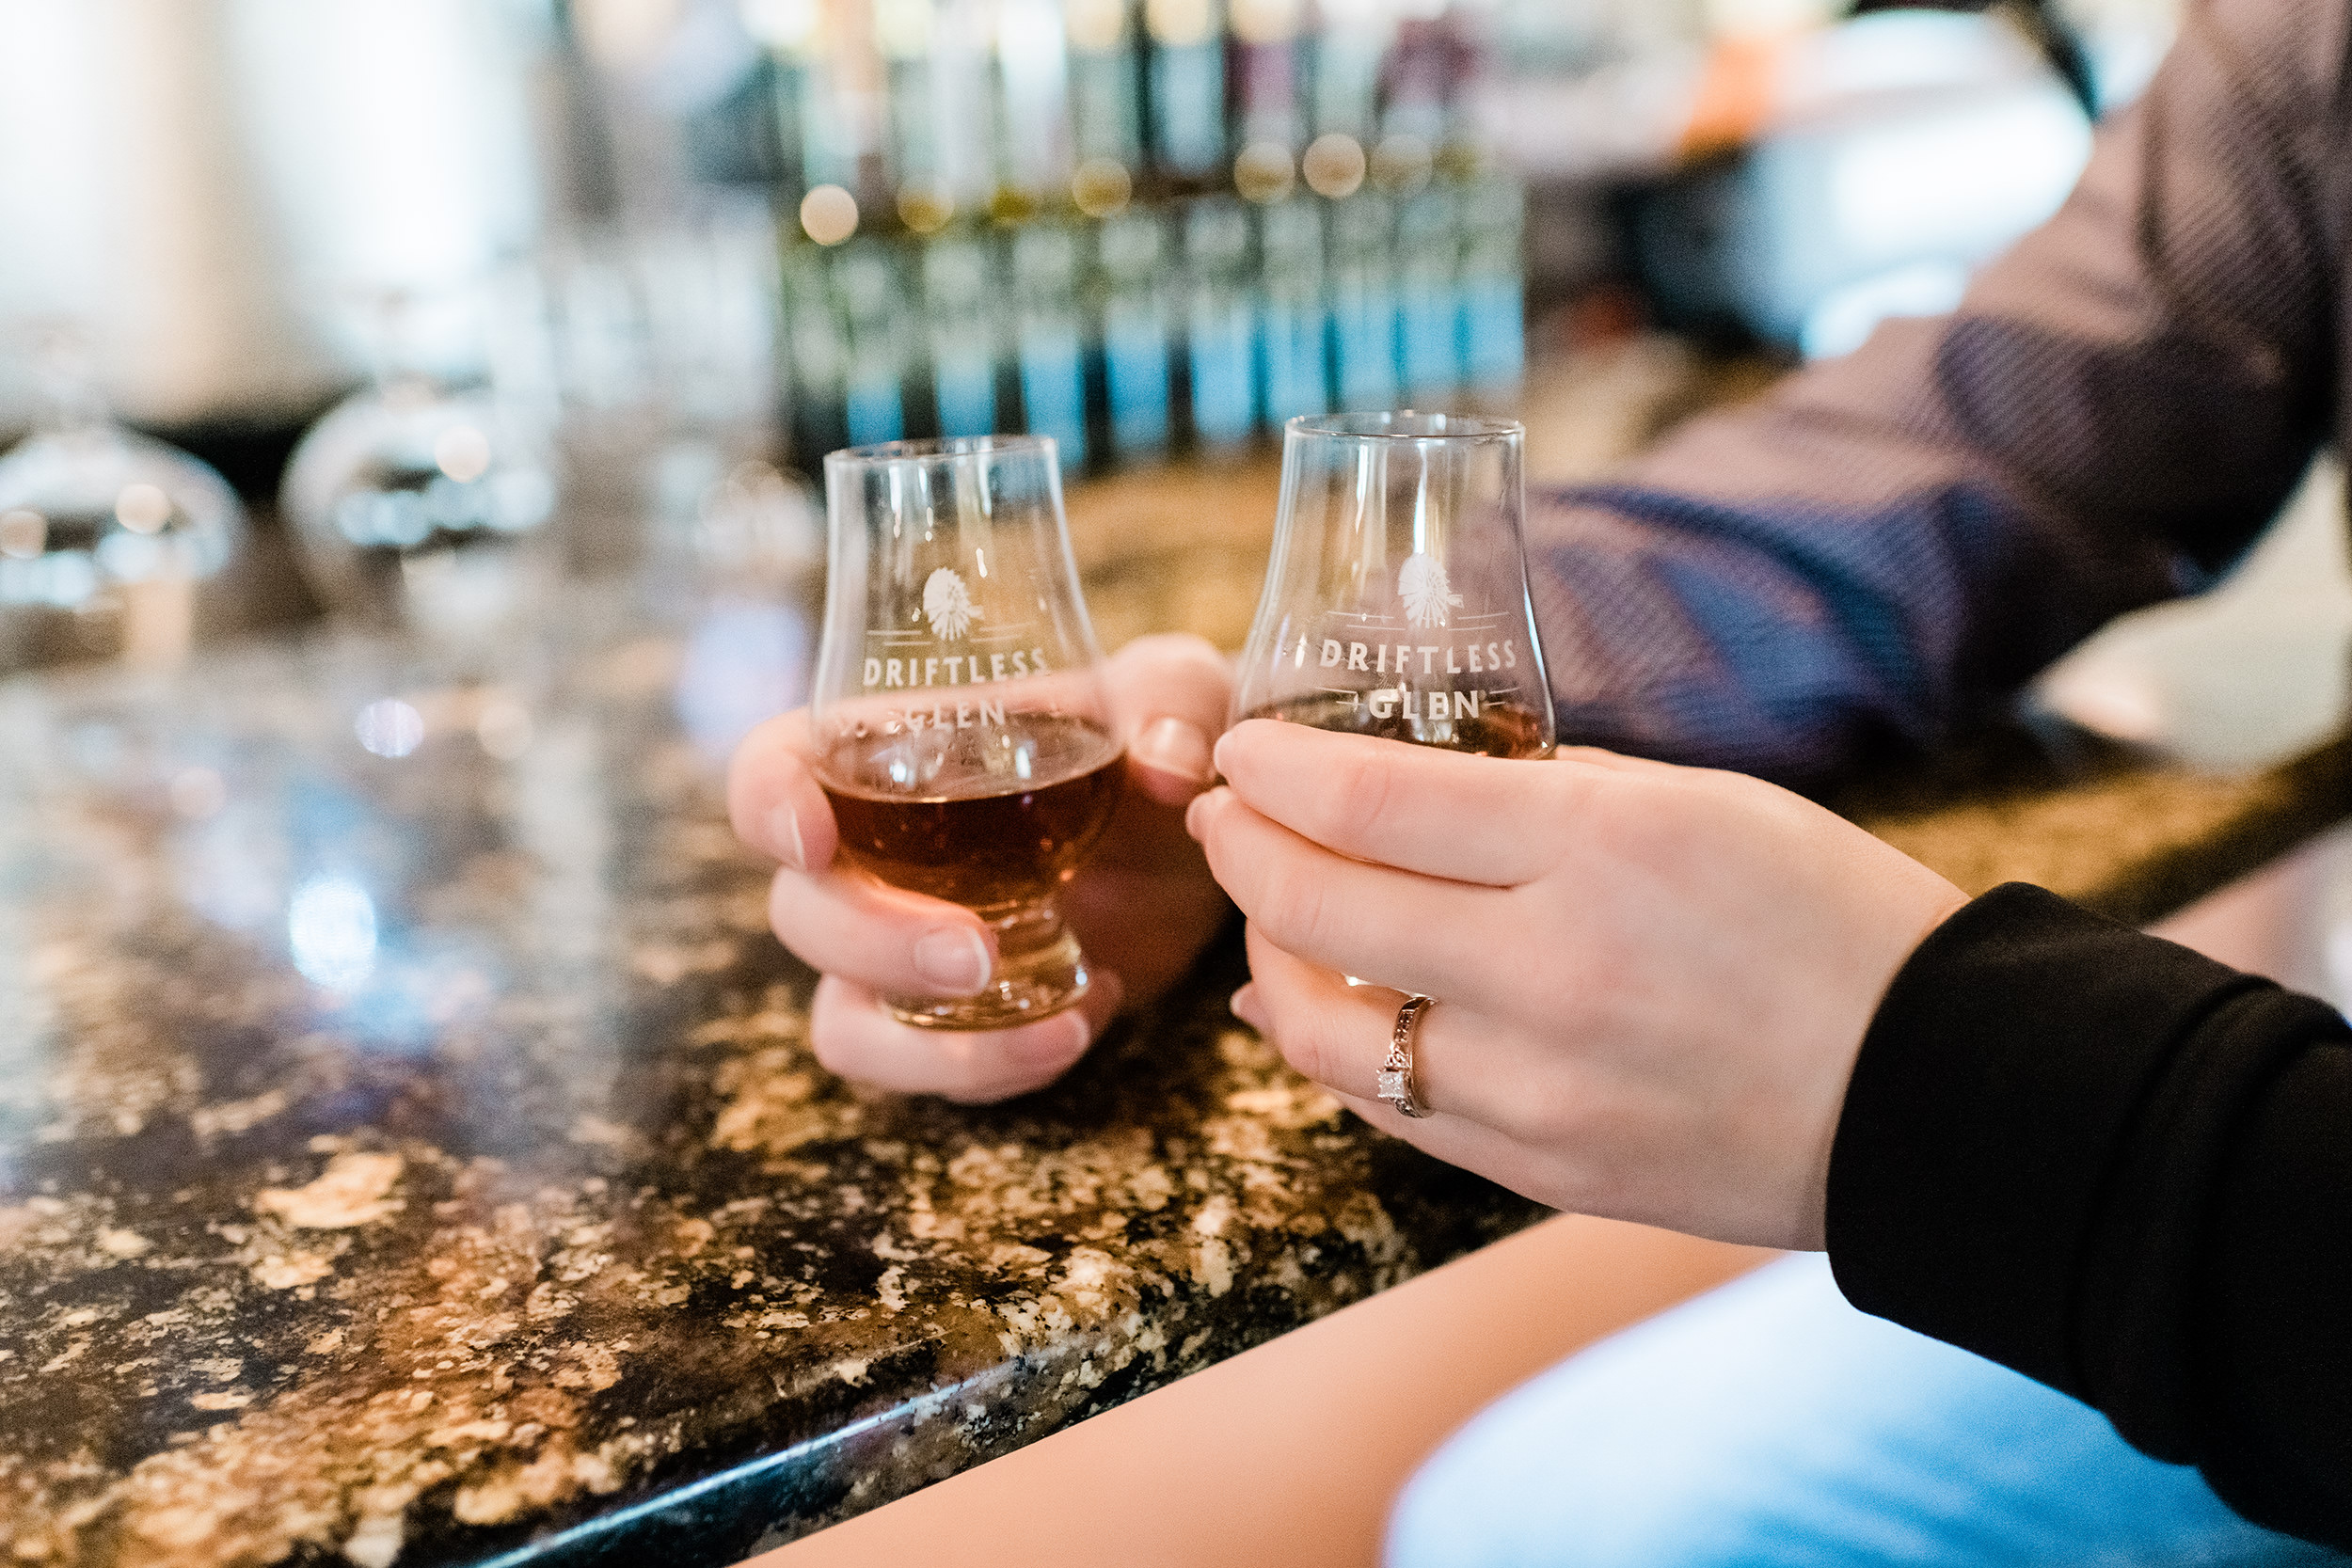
[1529,325,2191,781]
[1826,884,2352,1549]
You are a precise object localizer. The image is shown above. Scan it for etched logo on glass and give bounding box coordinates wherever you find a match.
[922,566,979,640]
[1398,553,1463,628]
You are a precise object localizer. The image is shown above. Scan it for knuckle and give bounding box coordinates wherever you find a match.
[1286,1013,1359,1095]
[944,1044,1033,1105]
[1114,638,1232,722]
[1255,860,1335,951]
[1331,745,1396,842]
[807,1027,861,1080]
[1272,1021,1336,1088]
[765,867,817,943]
[805,990,872,1080]
[728,740,809,840]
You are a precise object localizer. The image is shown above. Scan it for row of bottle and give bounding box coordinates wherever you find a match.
[739,0,1484,234]
[778,171,1523,468]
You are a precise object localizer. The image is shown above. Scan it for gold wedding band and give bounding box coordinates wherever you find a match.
[1375,995,1436,1118]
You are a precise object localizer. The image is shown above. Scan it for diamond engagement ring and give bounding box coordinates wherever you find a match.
[1376,995,1436,1118]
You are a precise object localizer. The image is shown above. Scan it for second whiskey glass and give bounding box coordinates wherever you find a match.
[1233,413,1554,757]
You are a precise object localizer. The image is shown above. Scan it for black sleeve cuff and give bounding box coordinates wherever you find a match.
[1823,881,2269,1405]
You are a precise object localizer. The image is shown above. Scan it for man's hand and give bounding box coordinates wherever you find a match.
[727,634,1233,1102]
[1188,720,1969,1250]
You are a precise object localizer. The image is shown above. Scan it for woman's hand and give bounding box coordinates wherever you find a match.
[1187,720,1969,1250]
[727,634,1234,1103]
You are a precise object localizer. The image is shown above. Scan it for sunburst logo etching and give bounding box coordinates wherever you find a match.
[922,566,980,640]
[1398,553,1465,629]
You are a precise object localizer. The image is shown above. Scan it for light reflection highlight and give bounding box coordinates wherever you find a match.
[355,698,426,758]
[672,600,810,763]
[115,483,172,534]
[433,425,492,483]
[0,509,44,559]
[289,876,378,990]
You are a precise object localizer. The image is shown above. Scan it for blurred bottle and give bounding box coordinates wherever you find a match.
[1257,197,1330,424]
[0,325,247,674]
[1145,0,1227,183]
[879,0,950,224]
[1009,223,1091,467]
[780,213,857,462]
[1098,210,1174,458]
[1306,0,1393,142]
[1185,198,1258,447]
[1231,0,1306,152]
[989,0,1074,217]
[924,235,1002,438]
[1328,188,1401,411]
[1458,175,1526,394]
[834,241,912,445]
[1396,182,1464,402]
[1065,0,1144,172]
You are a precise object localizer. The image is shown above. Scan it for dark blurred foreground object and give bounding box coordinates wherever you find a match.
[1620,3,2102,356]
[0,326,247,675]
[1857,0,2102,117]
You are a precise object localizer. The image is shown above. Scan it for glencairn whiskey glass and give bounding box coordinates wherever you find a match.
[1233,413,1554,756]
[0,324,247,674]
[811,436,1122,1030]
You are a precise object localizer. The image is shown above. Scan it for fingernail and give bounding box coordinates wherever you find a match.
[1211,728,1236,780]
[1230,983,1267,1031]
[767,803,806,872]
[914,927,991,994]
[1133,716,1214,784]
[1184,788,1219,843]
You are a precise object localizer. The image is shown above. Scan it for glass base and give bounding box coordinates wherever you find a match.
[884,903,1090,1032]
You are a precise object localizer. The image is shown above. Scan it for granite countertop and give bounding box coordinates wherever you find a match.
[4,461,2350,1568]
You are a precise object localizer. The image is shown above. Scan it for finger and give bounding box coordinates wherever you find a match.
[1104,634,1231,806]
[1233,930,1534,1171]
[1211,720,1583,886]
[727,709,839,872]
[1550,744,1686,776]
[1186,784,1502,999]
[1238,926,1467,1117]
[809,970,1124,1103]
[769,865,998,999]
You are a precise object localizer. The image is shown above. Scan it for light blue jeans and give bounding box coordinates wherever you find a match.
[1388,1253,2346,1568]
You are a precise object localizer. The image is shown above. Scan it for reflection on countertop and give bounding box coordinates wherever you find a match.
[3,444,2351,1566]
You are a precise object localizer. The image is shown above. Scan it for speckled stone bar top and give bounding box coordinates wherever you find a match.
[4,467,2351,1567]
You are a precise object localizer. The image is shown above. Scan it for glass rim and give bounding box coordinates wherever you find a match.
[1285,411,1523,443]
[824,435,1059,469]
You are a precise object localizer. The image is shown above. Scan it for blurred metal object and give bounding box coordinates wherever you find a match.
[0,0,548,430]
[0,326,248,673]
[279,368,559,655]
